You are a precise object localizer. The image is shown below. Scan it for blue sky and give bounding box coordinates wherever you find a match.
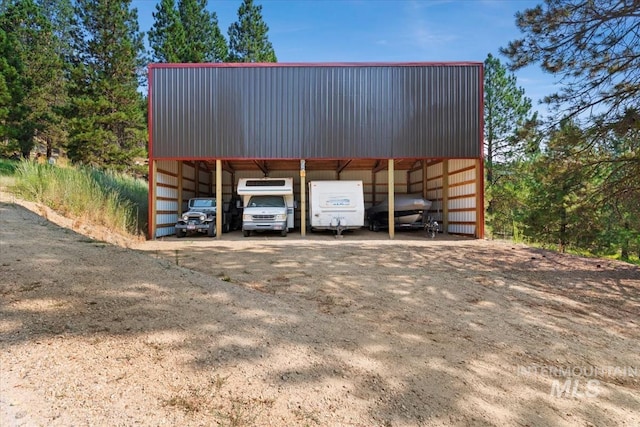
[133,0,555,115]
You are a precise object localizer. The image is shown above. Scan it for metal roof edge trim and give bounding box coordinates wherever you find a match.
[147,61,483,69]
[149,156,483,161]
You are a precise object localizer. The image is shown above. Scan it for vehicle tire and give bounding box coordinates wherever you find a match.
[176,229,186,238]
[243,229,250,237]
[281,229,288,237]
[372,221,380,232]
[207,222,216,237]
[223,222,230,233]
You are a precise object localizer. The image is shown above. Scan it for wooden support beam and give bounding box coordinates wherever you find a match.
[177,161,183,216]
[372,168,377,205]
[388,159,395,240]
[222,160,234,174]
[216,159,222,239]
[254,160,268,176]
[336,160,352,175]
[300,159,306,237]
[443,160,449,234]
[409,160,422,173]
[475,158,485,239]
[194,161,200,197]
[372,160,387,174]
[422,160,428,200]
[149,160,157,239]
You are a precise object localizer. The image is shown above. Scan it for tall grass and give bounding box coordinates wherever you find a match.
[12,161,148,237]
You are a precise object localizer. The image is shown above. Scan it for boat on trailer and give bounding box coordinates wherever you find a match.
[366,194,432,231]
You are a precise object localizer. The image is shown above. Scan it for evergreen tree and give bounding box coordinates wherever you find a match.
[148,0,185,63]
[227,0,276,63]
[483,53,533,237]
[484,53,532,187]
[178,0,227,62]
[503,1,639,260]
[0,0,65,158]
[0,25,23,156]
[68,0,146,171]
[521,121,597,252]
[502,0,639,131]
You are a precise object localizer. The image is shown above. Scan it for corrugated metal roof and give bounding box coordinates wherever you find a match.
[149,63,482,160]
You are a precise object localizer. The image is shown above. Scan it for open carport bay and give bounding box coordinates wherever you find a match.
[1,199,639,426]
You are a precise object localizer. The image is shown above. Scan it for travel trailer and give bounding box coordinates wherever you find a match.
[308,180,365,235]
[237,177,295,237]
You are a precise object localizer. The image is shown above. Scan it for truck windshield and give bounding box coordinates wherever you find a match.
[247,195,285,208]
[191,199,215,208]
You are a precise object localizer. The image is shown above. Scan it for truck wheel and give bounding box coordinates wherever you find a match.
[207,223,216,237]
[372,222,380,232]
[280,229,287,237]
[223,223,230,233]
[243,230,250,237]
[176,229,186,238]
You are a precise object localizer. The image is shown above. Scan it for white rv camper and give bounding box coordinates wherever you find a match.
[308,180,365,235]
[237,177,294,237]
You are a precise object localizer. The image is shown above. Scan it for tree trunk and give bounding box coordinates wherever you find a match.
[559,207,567,253]
[621,221,630,261]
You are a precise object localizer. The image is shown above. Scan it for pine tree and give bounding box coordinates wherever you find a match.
[68,0,146,171]
[148,0,185,63]
[0,0,65,158]
[483,53,533,238]
[503,1,639,258]
[178,0,227,62]
[502,0,639,131]
[227,0,276,63]
[484,53,532,187]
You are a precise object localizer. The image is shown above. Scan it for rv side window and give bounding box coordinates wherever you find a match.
[247,195,285,208]
[246,180,286,187]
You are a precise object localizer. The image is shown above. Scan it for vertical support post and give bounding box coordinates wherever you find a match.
[148,160,157,239]
[422,160,428,200]
[475,158,485,239]
[216,159,222,239]
[372,169,377,205]
[300,159,306,237]
[442,160,449,234]
[177,161,183,216]
[195,161,200,197]
[388,159,395,240]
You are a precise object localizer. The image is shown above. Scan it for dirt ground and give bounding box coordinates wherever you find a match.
[1,194,639,426]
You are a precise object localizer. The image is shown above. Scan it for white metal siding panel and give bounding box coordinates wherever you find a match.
[449,169,474,185]
[157,160,178,174]
[183,163,195,180]
[157,173,177,188]
[449,211,476,222]
[156,186,177,199]
[307,170,336,181]
[157,200,178,212]
[157,214,178,226]
[340,170,368,181]
[450,183,476,198]
[427,161,443,179]
[449,197,476,210]
[449,224,476,235]
[428,177,443,191]
[449,158,475,172]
